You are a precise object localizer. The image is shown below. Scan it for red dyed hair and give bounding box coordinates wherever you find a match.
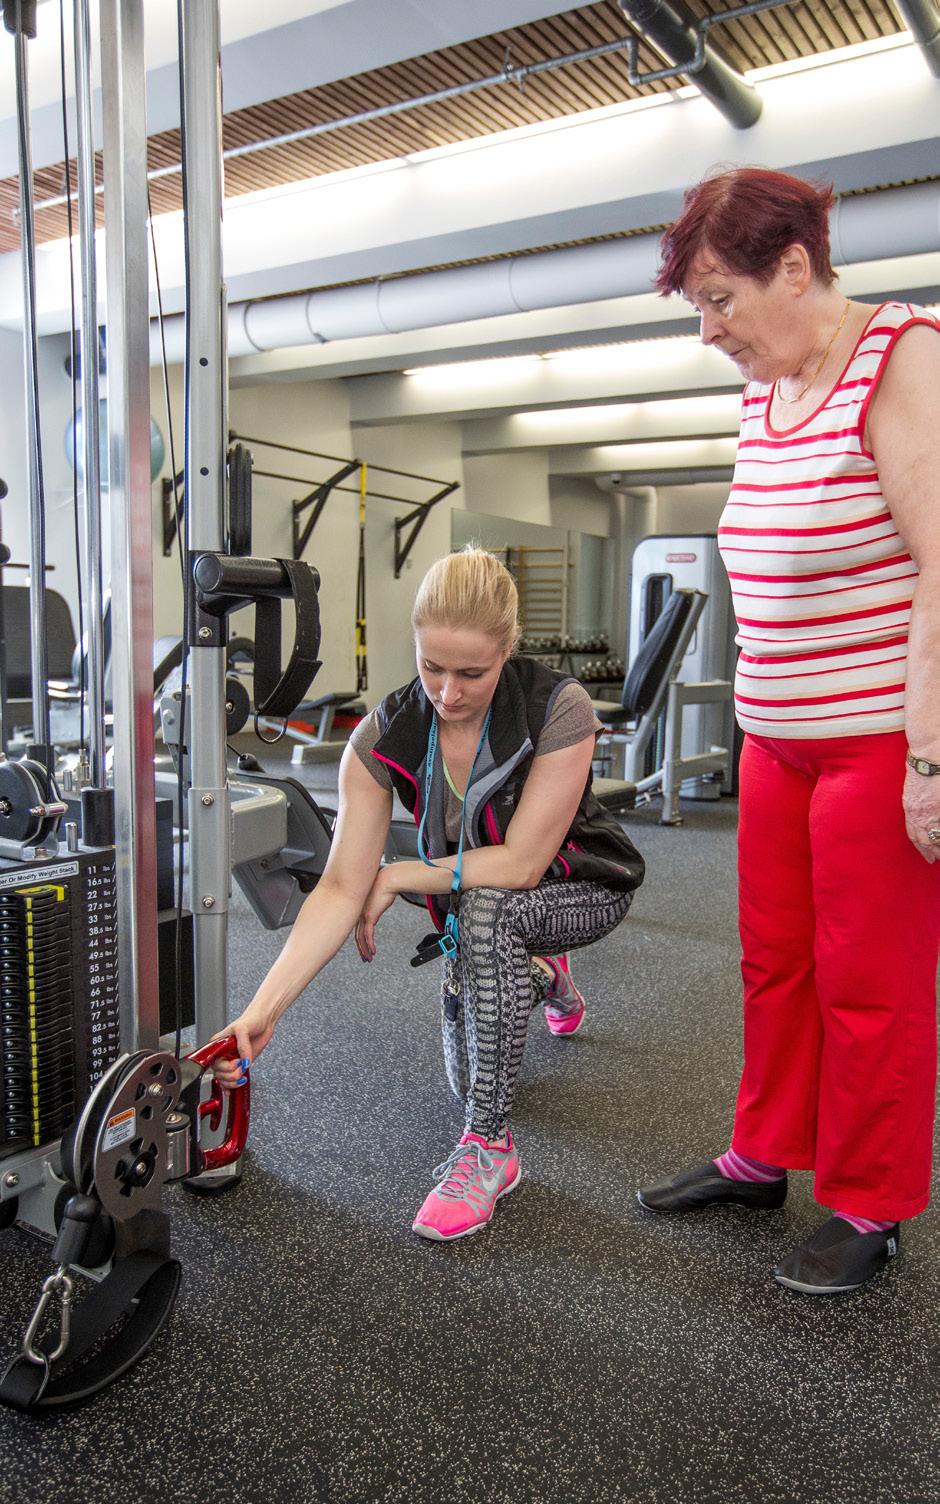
[656,167,836,297]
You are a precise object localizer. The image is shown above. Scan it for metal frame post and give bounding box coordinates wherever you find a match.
[73,0,107,789]
[9,0,50,757]
[179,0,231,1047]
[100,0,160,1052]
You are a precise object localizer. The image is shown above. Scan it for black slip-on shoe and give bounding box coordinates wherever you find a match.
[636,1162,788,1214]
[773,1216,900,1295]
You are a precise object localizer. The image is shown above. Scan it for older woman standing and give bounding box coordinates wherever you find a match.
[637,167,940,1295]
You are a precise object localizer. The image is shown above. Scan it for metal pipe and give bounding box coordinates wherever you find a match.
[31,35,636,215]
[250,467,438,507]
[893,0,940,77]
[100,0,161,1052]
[618,0,762,127]
[147,177,940,365]
[180,0,231,1050]
[73,0,106,789]
[221,37,635,164]
[9,1,50,751]
[229,432,454,486]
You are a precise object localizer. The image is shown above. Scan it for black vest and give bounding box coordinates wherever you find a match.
[372,656,645,929]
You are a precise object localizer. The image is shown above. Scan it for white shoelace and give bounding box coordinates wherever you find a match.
[432,1140,497,1201]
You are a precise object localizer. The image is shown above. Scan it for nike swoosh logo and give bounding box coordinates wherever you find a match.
[480,1174,500,1196]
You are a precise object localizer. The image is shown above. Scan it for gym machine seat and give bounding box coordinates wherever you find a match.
[1,586,77,700]
[590,588,732,826]
[261,690,366,763]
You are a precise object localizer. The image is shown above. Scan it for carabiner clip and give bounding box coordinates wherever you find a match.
[21,1269,74,1367]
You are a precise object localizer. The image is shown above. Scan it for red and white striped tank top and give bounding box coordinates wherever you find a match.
[718,301,939,739]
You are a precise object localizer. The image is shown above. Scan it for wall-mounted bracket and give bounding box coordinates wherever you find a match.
[394,483,459,579]
[292,461,360,560]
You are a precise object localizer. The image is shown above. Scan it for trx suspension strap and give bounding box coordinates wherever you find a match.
[355,464,367,693]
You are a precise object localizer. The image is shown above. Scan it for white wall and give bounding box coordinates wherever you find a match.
[547,475,614,538]
[350,419,464,702]
[654,483,728,537]
[463,450,551,527]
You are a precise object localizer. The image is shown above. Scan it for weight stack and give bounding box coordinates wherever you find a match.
[0,852,121,1161]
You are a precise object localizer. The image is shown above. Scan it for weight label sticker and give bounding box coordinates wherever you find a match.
[0,861,79,891]
[102,1108,136,1151]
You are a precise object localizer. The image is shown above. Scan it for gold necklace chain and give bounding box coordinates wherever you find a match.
[777,299,850,405]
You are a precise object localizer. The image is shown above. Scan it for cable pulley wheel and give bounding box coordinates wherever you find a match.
[59,1052,149,1196]
[91,1052,182,1221]
[0,759,51,845]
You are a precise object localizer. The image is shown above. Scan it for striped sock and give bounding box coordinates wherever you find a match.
[833,1212,895,1234]
[713,1147,786,1182]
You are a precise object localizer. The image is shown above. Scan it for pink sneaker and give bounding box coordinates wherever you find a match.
[542,954,586,1036]
[412,1132,521,1241]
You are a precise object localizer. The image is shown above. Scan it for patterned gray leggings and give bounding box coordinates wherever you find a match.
[440,881,632,1140]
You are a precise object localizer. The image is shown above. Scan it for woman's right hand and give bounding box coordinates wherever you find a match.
[209,1001,278,1089]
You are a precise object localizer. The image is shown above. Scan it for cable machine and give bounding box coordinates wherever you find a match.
[0,0,326,1411]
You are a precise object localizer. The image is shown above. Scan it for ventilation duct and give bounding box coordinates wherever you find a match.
[893,0,940,78]
[828,179,940,265]
[151,181,940,366]
[595,467,733,490]
[617,0,762,129]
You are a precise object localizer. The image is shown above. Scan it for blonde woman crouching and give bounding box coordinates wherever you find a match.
[214,548,644,1240]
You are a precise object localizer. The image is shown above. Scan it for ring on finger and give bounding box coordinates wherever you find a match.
[927,827,940,844]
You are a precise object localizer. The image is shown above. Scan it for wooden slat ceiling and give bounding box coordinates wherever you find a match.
[0,1,906,256]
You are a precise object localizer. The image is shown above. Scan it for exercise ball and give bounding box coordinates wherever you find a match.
[65,400,165,484]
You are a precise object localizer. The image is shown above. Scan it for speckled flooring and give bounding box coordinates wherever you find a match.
[0,769,937,1504]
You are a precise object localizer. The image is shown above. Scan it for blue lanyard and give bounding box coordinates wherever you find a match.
[417,706,492,959]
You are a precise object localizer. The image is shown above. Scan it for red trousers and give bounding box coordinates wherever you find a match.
[732,731,940,1220]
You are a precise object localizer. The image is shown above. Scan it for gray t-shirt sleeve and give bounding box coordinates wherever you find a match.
[534,681,603,756]
[348,708,393,790]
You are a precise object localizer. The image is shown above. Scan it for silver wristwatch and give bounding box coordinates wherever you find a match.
[906,749,940,776]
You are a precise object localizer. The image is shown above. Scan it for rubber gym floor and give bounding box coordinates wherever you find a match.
[0,763,937,1504]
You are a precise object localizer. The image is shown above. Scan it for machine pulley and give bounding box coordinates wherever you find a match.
[0,757,66,855]
[60,1036,249,1213]
[0,1039,249,1412]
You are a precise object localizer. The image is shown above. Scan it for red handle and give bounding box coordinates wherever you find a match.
[185,1036,250,1171]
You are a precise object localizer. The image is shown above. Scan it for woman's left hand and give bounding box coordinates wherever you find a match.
[354,868,397,960]
[903,767,940,863]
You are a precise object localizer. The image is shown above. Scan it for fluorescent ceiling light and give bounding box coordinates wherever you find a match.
[543,337,700,373]
[403,334,700,380]
[403,354,543,384]
[745,30,912,83]
[513,393,741,429]
[588,437,738,467]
